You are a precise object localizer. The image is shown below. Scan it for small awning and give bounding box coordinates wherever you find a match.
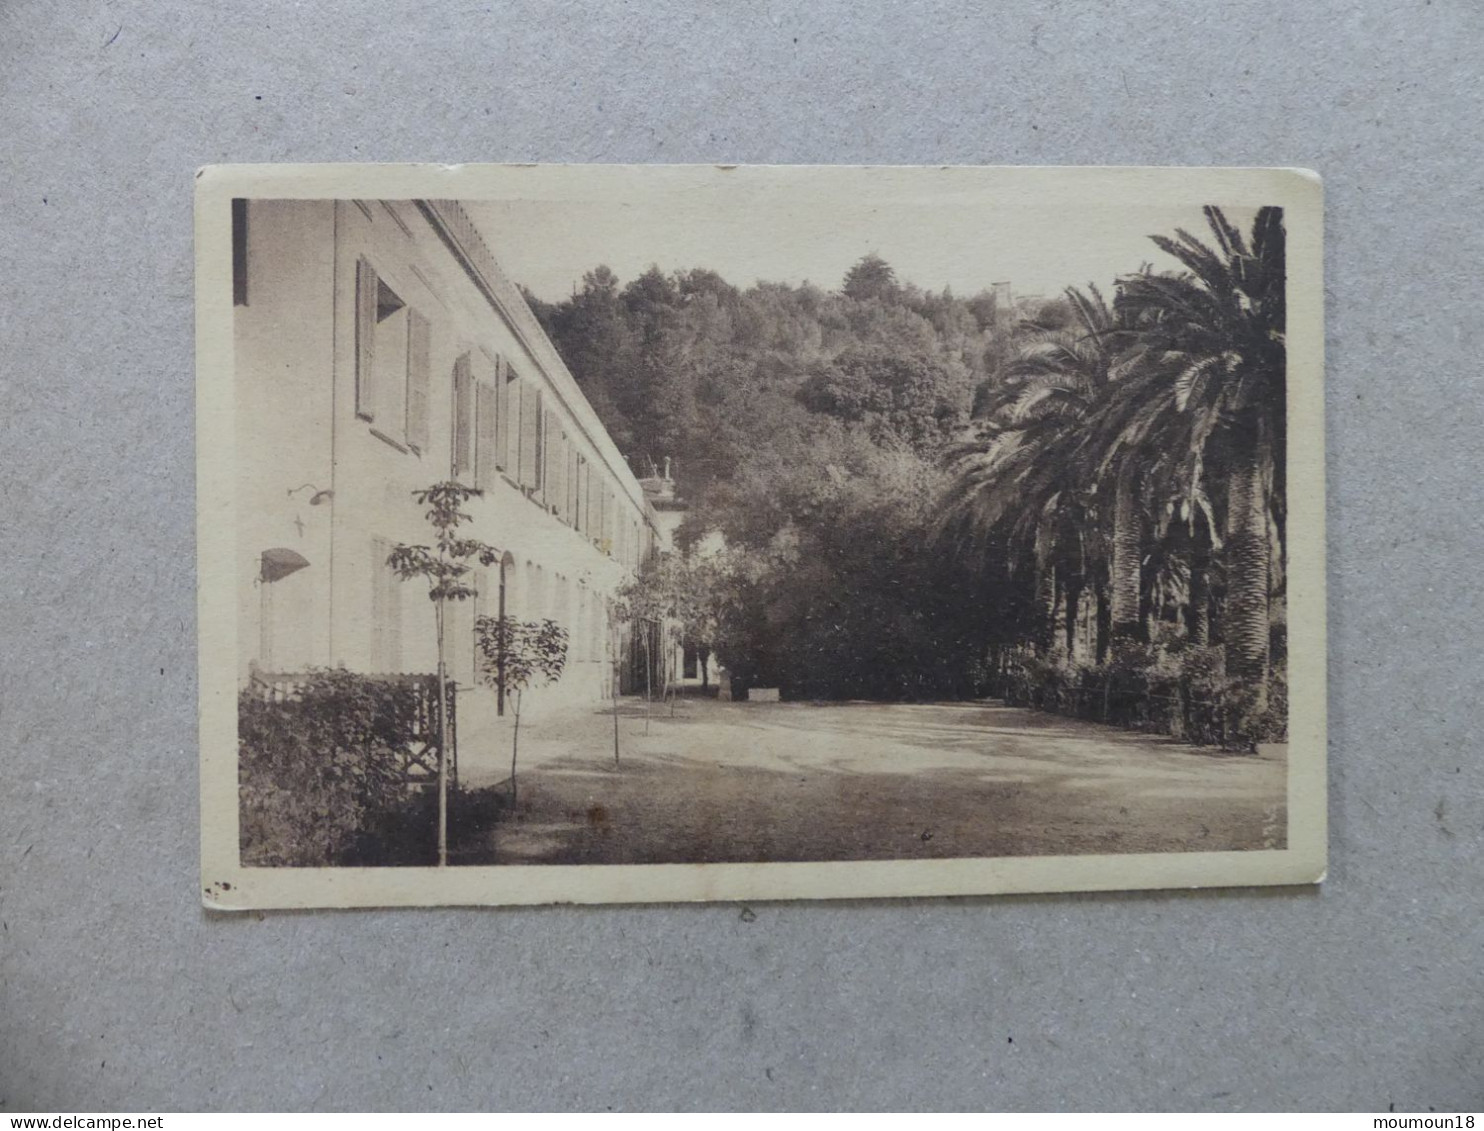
[260,548,310,583]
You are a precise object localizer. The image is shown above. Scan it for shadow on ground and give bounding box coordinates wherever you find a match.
[448,697,1286,866]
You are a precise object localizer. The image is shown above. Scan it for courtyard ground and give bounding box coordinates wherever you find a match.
[451,696,1286,866]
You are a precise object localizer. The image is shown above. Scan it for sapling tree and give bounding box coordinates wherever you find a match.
[612,568,666,735]
[606,600,625,768]
[386,481,500,868]
[613,552,718,731]
[475,616,568,806]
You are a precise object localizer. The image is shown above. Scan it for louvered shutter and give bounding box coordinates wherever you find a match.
[576,456,586,532]
[567,445,578,525]
[517,385,538,487]
[533,391,547,499]
[355,259,378,421]
[451,354,473,479]
[475,379,497,491]
[552,429,568,518]
[405,309,430,452]
[496,358,511,471]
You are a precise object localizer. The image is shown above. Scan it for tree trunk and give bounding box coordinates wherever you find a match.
[1186,536,1212,647]
[1063,577,1083,662]
[510,688,522,806]
[1095,582,1111,664]
[1139,554,1156,643]
[1036,570,1057,655]
[435,599,449,869]
[612,681,621,768]
[1109,468,1143,645]
[1225,431,1271,698]
[642,629,652,735]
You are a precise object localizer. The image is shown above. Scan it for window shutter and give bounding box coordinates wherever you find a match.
[355,259,378,421]
[451,354,473,478]
[533,391,547,499]
[567,445,578,525]
[552,428,567,518]
[405,309,430,452]
[510,379,525,481]
[496,358,512,471]
[576,456,587,533]
[475,379,497,491]
[518,385,538,487]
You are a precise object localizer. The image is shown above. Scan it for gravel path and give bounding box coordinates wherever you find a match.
[452,697,1286,866]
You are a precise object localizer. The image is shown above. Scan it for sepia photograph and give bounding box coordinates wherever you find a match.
[196,164,1325,908]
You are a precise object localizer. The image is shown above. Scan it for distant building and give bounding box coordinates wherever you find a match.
[233,198,661,771]
[634,460,722,692]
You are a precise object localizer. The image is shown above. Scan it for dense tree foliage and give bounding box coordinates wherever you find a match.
[525,259,1005,496]
[528,214,1288,748]
[939,208,1288,745]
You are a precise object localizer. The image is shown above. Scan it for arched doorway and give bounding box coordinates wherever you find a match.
[258,548,311,671]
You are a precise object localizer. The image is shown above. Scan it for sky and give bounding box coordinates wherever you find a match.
[463,177,1256,304]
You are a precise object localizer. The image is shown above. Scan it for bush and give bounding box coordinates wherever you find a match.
[347,784,511,867]
[239,669,430,867]
[1223,663,1289,750]
[999,645,1287,751]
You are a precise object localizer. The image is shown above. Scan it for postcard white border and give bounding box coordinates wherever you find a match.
[197,163,1325,909]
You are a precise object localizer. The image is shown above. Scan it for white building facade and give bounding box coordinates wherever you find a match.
[234,198,660,773]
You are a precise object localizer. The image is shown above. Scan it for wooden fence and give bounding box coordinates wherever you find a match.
[245,669,457,788]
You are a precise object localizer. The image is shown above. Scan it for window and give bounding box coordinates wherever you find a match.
[549,428,568,519]
[542,411,559,509]
[370,537,402,673]
[258,548,311,670]
[566,444,579,526]
[232,199,248,306]
[576,455,588,533]
[517,384,542,490]
[535,392,546,496]
[496,358,513,473]
[405,311,430,453]
[506,376,524,483]
[354,258,428,452]
[451,353,473,479]
[475,374,498,491]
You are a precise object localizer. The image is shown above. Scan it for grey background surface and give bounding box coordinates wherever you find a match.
[1,0,1480,1113]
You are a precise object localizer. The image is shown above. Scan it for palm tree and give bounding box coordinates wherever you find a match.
[938,287,1129,663]
[1112,206,1286,694]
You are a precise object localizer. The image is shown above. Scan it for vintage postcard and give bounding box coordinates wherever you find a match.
[196,164,1325,909]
